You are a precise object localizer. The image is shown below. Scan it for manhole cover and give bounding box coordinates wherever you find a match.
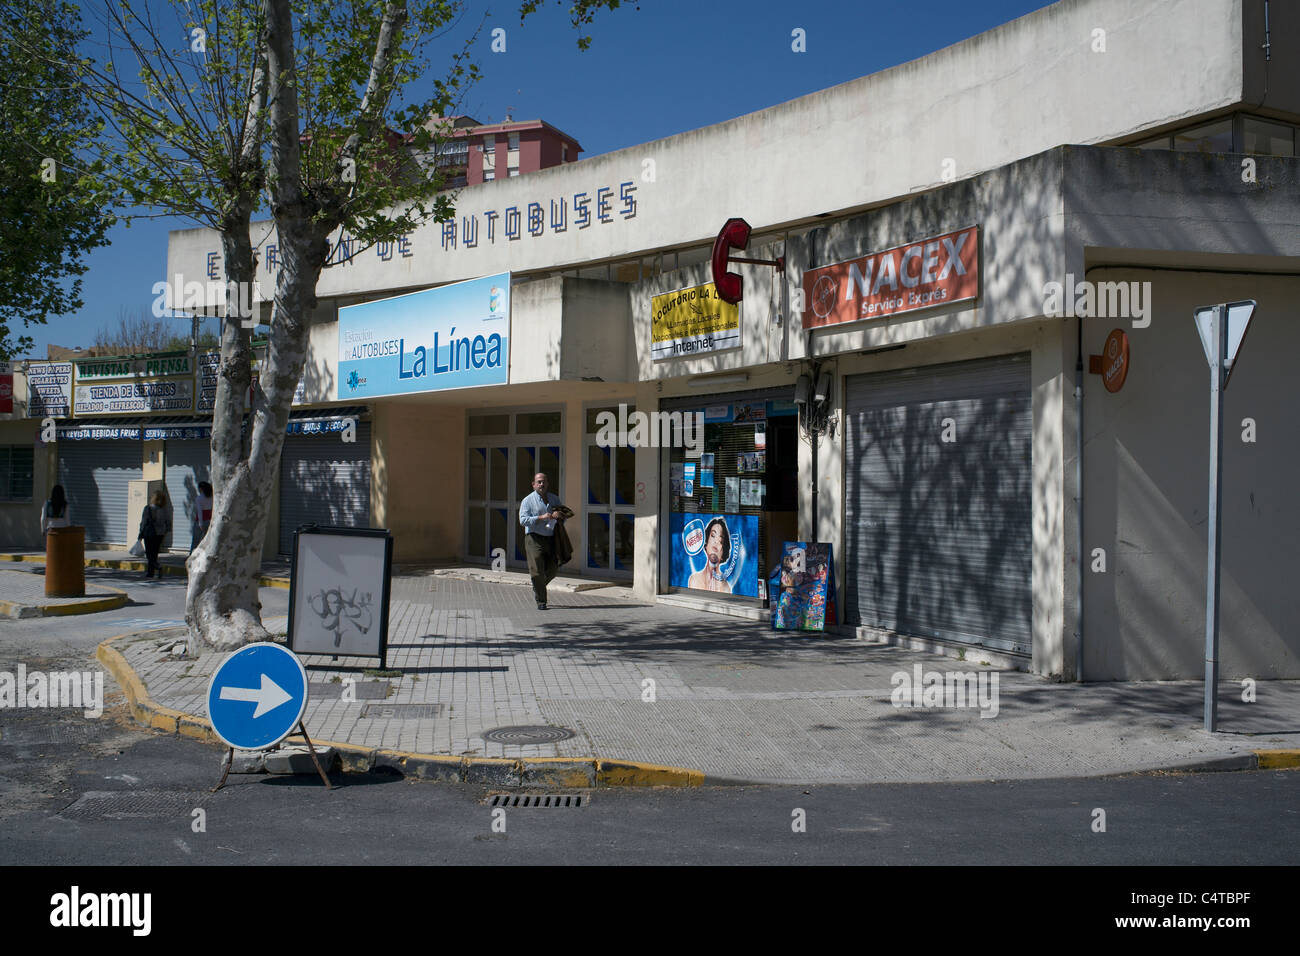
[482,725,575,744]
[309,681,390,700]
[359,703,443,719]
[58,790,203,821]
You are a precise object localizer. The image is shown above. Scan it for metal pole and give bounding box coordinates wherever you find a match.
[1204,305,1226,732]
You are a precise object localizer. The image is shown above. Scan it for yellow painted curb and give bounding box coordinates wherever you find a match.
[96,633,708,787]
[1254,750,1300,770]
[0,553,290,589]
[2,585,129,618]
[596,758,706,788]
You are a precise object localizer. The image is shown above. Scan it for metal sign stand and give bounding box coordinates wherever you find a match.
[1193,300,1255,733]
[212,719,333,792]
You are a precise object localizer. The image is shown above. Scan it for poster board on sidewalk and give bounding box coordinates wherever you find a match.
[771,542,836,631]
[288,526,393,668]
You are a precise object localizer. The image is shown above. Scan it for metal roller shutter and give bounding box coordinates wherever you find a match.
[57,441,142,545]
[165,439,211,549]
[278,423,371,555]
[844,353,1032,655]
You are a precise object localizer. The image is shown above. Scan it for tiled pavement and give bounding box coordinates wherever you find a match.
[114,574,1300,785]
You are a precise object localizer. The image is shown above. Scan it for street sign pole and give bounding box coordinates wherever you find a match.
[1193,299,1255,733]
[1203,305,1225,733]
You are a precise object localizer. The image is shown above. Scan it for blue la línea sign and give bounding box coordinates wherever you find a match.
[336,272,510,399]
[206,643,309,750]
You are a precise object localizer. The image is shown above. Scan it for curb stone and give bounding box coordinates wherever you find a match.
[96,632,708,788]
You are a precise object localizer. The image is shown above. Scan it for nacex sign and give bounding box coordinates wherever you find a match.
[802,225,979,329]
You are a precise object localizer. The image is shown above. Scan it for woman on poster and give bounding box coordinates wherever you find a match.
[688,517,733,593]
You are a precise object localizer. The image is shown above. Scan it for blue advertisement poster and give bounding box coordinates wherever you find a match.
[336,272,510,399]
[669,513,759,597]
[771,542,836,631]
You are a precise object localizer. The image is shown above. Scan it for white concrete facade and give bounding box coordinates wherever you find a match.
[138,0,1300,678]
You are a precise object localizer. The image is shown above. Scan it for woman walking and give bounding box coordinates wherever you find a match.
[137,489,172,578]
[41,484,71,534]
[190,481,213,552]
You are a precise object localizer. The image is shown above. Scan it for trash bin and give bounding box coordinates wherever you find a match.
[45,525,86,598]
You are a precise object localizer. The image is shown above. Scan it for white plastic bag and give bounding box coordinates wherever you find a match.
[129,540,145,557]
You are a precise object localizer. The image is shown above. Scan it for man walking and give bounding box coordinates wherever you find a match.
[519,472,563,610]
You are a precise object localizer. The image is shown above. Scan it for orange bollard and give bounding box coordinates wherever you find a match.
[45,525,86,598]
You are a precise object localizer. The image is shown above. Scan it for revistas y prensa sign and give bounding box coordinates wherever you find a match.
[802,225,979,329]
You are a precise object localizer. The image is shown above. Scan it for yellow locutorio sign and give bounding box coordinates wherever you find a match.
[650,282,740,360]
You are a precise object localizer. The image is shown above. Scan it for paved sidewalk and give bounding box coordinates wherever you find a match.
[0,567,128,618]
[92,573,1300,786]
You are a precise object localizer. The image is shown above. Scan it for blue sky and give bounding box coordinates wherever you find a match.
[35,0,1054,358]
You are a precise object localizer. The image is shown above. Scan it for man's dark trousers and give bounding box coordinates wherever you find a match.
[525,532,558,605]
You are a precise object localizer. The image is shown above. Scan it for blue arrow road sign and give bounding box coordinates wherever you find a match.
[206,643,309,750]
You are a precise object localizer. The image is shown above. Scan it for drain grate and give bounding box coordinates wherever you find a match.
[0,720,103,746]
[309,680,390,700]
[58,790,203,821]
[488,793,586,808]
[359,703,443,719]
[482,725,575,744]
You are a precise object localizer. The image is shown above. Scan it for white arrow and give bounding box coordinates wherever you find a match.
[219,673,293,719]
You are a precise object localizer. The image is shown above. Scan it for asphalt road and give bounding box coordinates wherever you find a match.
[2,568,1297,873]
[2,682,1298,866]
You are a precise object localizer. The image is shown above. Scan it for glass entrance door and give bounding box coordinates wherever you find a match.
[584,405,635,579]
[466,409,563,568]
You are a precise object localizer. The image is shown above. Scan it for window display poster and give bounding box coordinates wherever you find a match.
[684,463,696,483]
[725,477,739,512]
[741,479,762,506]
[701,453,715,469]
[733,401,766,423]
[700,467,714,489]
[755,425,765,450]
[771,541,837,631]
[669,513,759,597]
[704,405,733,423]
[682,479,694,497]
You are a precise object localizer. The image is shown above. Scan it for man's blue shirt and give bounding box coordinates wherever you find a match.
[519,490,561,536]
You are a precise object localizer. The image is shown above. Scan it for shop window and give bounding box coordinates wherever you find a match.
[1172,119,1232,154]
[538,446,560,484]
[467,507,486,557]
[468,447,487,499]
[469,414,509,436]
[1243,116,1296,157]
[488,447,508,500]
[0,447,34,500]
[585,405,622,433]
[666,397,798,600]
[514,446,537,505]
[588,446,611,506]
[517,411,562,434]
[1132,135,1172,149]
